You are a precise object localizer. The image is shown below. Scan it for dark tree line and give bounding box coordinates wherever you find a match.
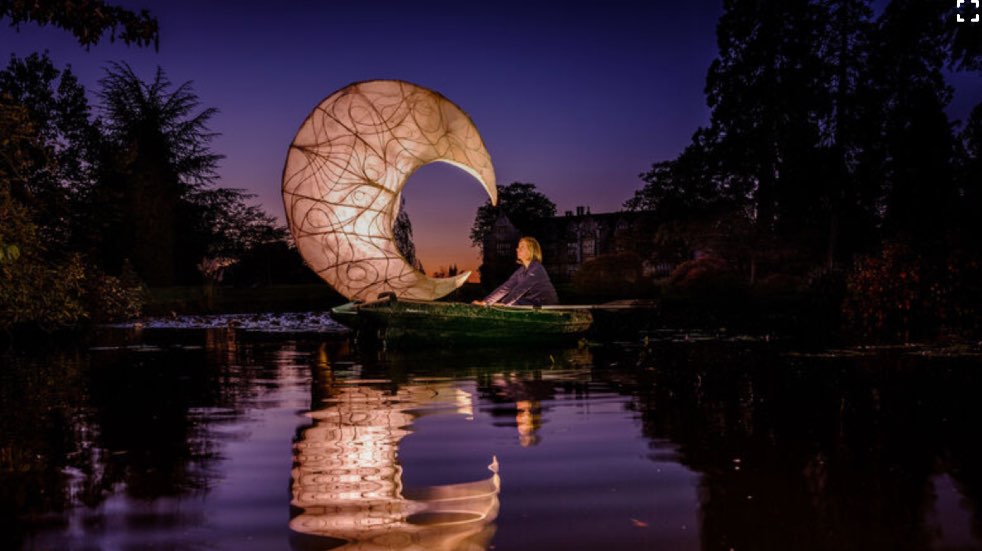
[624,0,981,340]
[629,0,980,265]
[1,52,283,280]
[1,3,286,332]
[89,61,283,286]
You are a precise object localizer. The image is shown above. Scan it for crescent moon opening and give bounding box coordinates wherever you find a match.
[282,80,497,301]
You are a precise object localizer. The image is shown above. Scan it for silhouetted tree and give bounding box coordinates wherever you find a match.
[470,182,556,249]
[0,52,98,255]
[707,0,832,242]
[871,0,957,251]
[815,0,880,265]
[625,128,735,218]
[0,97,86,331]
[954,103,982,254]
[393,196,422,271]
[192,188,285,258]
[91,63,222,285]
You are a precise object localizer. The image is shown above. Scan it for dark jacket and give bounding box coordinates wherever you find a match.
[483,260,559,306]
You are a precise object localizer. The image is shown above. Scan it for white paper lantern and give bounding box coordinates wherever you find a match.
[283,80,497,301]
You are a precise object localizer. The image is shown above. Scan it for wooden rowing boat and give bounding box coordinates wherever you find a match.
[331,295,593,344]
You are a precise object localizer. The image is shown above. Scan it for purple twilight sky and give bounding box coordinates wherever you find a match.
[2,0,979,277]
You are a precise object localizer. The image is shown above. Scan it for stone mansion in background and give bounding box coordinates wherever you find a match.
[480,206,670,289]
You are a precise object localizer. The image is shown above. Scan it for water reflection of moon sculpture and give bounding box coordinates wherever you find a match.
[282,80,497,301]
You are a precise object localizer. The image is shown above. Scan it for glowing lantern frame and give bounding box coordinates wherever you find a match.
[282,80,497,301]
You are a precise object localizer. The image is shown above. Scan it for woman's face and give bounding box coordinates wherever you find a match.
[516,240,532,264]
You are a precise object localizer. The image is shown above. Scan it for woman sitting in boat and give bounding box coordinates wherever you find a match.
[473,237,559,307]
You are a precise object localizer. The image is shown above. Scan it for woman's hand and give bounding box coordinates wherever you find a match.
[471,300,487,306]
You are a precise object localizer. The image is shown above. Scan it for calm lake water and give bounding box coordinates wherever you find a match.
[2,323,982,550]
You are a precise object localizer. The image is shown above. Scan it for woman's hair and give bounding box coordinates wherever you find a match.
[520,236,544,263]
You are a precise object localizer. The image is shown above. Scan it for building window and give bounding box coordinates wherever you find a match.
[582,238,596,259]
[497,242,512,257]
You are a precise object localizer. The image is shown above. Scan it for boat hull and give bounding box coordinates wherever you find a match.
[331,299,592,344]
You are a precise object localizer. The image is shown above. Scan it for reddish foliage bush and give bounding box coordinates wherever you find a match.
[843,243,926,342]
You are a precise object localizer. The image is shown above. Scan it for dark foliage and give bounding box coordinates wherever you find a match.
[625,0,982,341]
[1,57,284,332]
[393,197,422,271]
[470,182,556,249]
[0,0,158,49]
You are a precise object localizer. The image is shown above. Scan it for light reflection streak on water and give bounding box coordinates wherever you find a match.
[290,378,500,549]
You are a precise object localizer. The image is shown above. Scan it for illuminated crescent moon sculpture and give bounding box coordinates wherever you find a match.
[282,80,497,301]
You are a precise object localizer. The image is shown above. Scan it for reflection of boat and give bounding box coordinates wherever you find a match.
[331,296,593,344]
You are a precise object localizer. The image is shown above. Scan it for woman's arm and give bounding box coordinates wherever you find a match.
[486,263,553,306]
[481,267,522,305]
